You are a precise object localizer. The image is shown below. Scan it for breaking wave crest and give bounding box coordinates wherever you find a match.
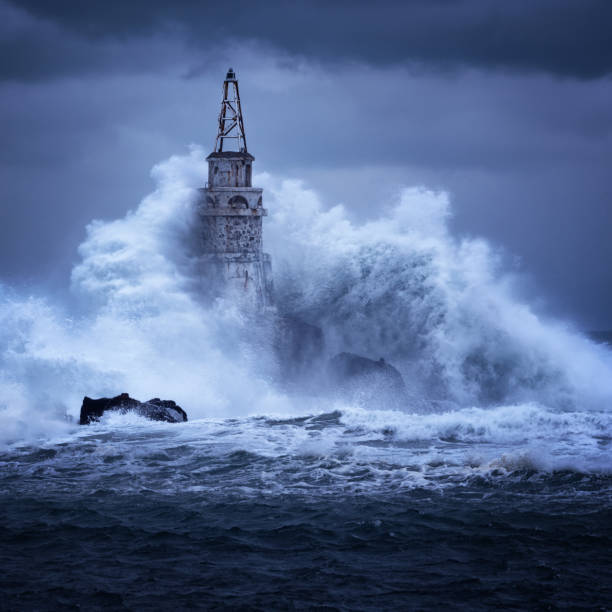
[263,176,612,410]
[0,146,611,479]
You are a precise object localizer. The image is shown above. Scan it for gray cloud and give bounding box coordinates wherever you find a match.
[3,0,612,80]
[0,2,611,329]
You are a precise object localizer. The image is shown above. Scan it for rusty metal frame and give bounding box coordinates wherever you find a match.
[214,68,248,153]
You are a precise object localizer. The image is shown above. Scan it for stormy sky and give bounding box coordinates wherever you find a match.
[1,0,611,328]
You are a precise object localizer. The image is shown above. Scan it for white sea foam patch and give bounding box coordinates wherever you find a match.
[339,404,612,445]
[0,284,295,446]
[337,404,612,474]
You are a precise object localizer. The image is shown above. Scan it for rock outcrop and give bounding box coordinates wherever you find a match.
[79,393,188,424]
[327,352,407,407]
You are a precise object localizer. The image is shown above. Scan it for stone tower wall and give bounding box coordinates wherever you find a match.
[200,214,262,254]
[208,157,253,188]
[197,151,273,309]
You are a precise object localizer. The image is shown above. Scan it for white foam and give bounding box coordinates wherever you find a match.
[0,147,611,459]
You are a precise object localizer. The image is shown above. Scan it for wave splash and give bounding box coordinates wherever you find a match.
[264,175,612,410]
[0,147,611,467]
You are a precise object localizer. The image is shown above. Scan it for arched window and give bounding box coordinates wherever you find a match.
[228,195,248,209]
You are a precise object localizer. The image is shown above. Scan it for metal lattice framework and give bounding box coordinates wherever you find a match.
[213,68,247,153]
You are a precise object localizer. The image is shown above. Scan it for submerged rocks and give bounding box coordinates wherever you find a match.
[328,352,407,407]
[79,393,187,424]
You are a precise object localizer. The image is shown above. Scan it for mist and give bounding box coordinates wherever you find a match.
[1,146,611,448]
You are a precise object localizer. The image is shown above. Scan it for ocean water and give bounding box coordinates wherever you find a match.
[2,408,611,610]
[1,148,612,609]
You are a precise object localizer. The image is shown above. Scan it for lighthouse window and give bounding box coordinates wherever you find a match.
[229,195,248,209]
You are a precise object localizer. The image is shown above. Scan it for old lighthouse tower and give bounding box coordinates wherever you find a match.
[197,68,273,308]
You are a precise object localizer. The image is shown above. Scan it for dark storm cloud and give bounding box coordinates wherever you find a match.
[4,0,612,81]
[0,1,186,81]
[1,0,611,329]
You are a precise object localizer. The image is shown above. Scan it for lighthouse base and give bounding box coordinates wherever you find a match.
[196,252,274,310]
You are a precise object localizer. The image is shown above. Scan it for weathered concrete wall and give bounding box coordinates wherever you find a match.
[195,153,273,309]
[200,215,262,254]
[196,253,273,309]
[207,152,253,188]
[200,187,263,210]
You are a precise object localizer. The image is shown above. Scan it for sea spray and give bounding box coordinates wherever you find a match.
[1,150,612,611]
[0,147,611,448]
[263,175,612,409]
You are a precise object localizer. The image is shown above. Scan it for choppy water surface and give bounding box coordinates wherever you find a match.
[2,406,611,610]
[2,150,612,608]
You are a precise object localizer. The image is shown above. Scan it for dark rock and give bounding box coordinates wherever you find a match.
[79,393,188,425]
[328,352,407,407]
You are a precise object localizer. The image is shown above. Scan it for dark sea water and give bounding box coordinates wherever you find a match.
[2,153,612,609]
[2,409,611,611]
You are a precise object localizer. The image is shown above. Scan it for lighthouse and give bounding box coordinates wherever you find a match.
[197,68,273,309]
